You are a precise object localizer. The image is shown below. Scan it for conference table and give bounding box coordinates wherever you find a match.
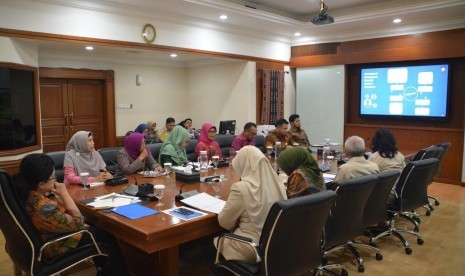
[67,165,240,276]
[67,152,341,276]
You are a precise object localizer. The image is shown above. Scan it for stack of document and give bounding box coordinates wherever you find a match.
[181,192,226,214]
[323,173,336,184]
[86,193,141,209]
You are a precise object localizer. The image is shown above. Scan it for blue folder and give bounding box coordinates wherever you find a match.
[112,203,158,219]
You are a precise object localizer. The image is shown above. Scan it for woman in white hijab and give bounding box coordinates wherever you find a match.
[63,131,112,184]
[215,146,287,263]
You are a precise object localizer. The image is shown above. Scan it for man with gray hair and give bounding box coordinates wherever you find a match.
[334,136,379,181]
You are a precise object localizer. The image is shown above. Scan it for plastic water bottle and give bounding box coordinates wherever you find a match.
[197,151,208,172]
[274,141,282,159]
[322,146,330,165]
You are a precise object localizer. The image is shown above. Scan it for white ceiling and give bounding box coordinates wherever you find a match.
[27,0,465,66]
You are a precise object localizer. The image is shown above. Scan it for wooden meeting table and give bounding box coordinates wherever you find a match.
[67,165,239,276]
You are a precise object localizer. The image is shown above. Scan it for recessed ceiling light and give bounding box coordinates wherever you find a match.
[85,46,94,51]
[219,15,228,20]
[170,53,178,58]
[294,32,301,37]
[393,18,402,23]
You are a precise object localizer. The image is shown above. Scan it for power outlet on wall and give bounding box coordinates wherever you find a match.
[117,104,133,109]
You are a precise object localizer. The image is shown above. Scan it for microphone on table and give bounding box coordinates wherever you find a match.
[175,183,187,202]
[97,149,124,178]
[126,174,138,185]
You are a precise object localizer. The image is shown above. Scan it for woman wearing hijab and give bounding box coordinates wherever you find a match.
[159,125,190,166]
[195,123,222,159]
[276,147,326,198]
[117,132,163,175]
[63,131,112,184]
[215,146,287,263]
[134,123,149,136]
[146,120,158,139]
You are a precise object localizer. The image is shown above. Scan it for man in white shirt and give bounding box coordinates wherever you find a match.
[334,136,380,182]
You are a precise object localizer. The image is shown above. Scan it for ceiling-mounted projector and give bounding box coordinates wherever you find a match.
[311,0,334,25]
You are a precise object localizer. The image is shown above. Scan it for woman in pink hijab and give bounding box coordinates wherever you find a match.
[195,123,222,159]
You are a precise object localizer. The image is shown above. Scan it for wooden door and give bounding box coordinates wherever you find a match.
[40,78,105,152]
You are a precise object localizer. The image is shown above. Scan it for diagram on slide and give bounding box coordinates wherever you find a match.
[360,64,449,118]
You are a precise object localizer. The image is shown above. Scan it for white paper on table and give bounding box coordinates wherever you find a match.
[172,166,186,171]
[181,192,226,214]
[89,182,105,187]
[323,173,336,179]
[87,193,140,209]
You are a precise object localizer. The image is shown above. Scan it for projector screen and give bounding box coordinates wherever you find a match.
[360,63,450,120]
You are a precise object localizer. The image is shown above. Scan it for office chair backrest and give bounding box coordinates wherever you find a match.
[258,190,337,276]
[255,135,265,152]
[433,141,451,177]
[45,151,66,182]
[0,169,42,274]
[393,158,439,211]
[214,134,236,157]
[412,145,438,161]
[185,138,199,162]
[98,147,122,175]
[325,174,378,248]
[146,143,163,162]
[364,170,401,226]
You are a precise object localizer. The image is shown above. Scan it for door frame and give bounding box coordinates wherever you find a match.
[39,67,116,147]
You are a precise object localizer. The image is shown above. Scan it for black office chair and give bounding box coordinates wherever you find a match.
[214,134,236,157]
[427,141,451,206]
[45,151,66,182]
[322,174,379,273]
[364,170,401,229]
[98,147,122,175]
[0,169,110,276]
[411,145,438,162]
[146,143,163,162]
[369,159,439,255]
[215,190,338,276]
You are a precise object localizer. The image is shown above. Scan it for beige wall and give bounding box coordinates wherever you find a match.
[186,61,256,132]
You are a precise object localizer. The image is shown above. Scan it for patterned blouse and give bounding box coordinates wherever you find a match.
[286,169,326,198]
[288,128,310,147]
[26,191,84,258]
[117,148,161,175]
[264,130,294,149]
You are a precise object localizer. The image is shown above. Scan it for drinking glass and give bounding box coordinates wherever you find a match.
[164,163,172,178]
[266,146,273,159]
[212,156,219,170]
[79,172,90,191]
[211,181,221,198]
[229,148,236,161]
[154,184,165,207]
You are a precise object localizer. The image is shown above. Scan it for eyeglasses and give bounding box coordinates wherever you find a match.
[48,177,56,181]
[208,130,217,133]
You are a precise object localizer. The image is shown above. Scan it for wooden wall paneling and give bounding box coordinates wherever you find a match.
[344,125,463,184]
[290,28,465,68]
[0,160,21,175]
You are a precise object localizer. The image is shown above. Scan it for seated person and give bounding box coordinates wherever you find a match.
[231,122,257,151]
[146,120,158,139]
[214,146,287,263]
[134,123,149,136]
[276,147,326,198]
[334,136,380,182]
[368,128,406,172]
[264,118,294,149]
[13,154,127,275]
[159,125,190,166]
[184,118,195,133]
[288,114,311,147]
[195,123,222,159]
[158,117,176,142]
[64,131,113,184]
[117,132,163,175]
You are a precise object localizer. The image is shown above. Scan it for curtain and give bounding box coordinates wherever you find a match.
[260,69,284,125]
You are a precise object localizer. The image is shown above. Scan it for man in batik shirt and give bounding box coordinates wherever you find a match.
[288,114,310,147]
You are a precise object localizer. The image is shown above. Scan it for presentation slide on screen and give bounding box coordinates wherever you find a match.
[360,64,449,117]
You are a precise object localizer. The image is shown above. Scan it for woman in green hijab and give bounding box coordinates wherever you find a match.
[159,126,190,166]
[276,147,325,198]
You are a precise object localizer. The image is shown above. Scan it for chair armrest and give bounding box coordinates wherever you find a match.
[215,233,261,263]
[38,228,103,261]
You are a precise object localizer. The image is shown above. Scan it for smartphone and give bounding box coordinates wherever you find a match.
[174,207,194,215]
